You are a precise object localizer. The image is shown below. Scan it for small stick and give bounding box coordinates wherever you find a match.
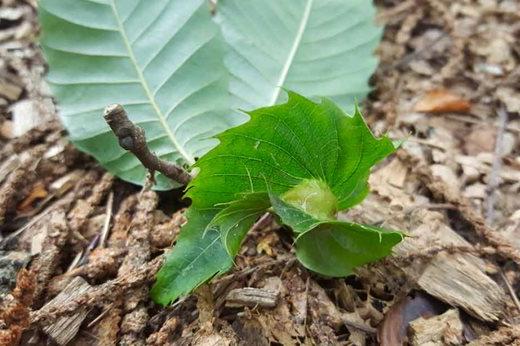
[103,104,191,185]
[86,303,113,328]
[98,191,114,248]
[499,269,520,314]
[485,106,508,225]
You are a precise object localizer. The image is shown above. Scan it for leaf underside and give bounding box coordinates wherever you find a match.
[152,92,403,305]
[40,0,381,189]
[216,0,382,112]
[39,0,242,189]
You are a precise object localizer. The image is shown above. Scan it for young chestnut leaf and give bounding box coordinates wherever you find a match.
[270,189,403,277]
[295,221,403,277]
[150,207,232,306]
[206,192,271,257]
[151,92,403,305]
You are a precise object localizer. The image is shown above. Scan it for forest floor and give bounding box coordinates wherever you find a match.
[1,0,520,345]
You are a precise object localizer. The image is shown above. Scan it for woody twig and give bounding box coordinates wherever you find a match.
[103,104,191,185]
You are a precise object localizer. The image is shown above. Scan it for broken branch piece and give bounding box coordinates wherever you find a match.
[103,104,191,185]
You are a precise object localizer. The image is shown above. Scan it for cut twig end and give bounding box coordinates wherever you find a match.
[103,104,124,118]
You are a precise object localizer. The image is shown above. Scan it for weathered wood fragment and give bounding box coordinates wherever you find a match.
[226,287,279,308]
[417,254,505,321]
[409,309,464,346]
[41,276,91,345]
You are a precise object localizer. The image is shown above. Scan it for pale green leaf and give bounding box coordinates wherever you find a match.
[216,0,382,111]
[39,0,242,189]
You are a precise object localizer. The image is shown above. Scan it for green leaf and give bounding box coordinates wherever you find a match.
[295,221,403,277]
[151,194,269,305]
[39,0,242,189]
[151,92,402,305]
[150,208,232,306]
[269,192,323,234]
[189,92,396,210]
[216,0,382,111]
[206,192,270,257]
[270,192,403,277]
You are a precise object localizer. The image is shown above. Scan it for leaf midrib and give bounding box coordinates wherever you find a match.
[269,0,313,105]
[109,0,195,165]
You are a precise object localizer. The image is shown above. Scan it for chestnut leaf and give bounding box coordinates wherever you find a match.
[151,92,403,305]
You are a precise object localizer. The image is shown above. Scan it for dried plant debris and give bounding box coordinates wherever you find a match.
[0,268,35,345]
[0,251,30,297]
[468,324,520,346]
[414,89,471,114]
[409,309,464,346]
[0,0,519,344]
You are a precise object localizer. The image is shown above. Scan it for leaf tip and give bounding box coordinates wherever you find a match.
[150,280,174,307]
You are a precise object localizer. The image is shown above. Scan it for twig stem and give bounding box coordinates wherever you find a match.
[103,104,191,185]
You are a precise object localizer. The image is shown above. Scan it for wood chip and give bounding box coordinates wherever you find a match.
[467,324,520,346]
[41,276,92,345]
[409,309,464,346]
[0,154,20,184]
[49,170,84,196]
[17,182,48,212]
[368,162,507,322]
[226,287,279,308]
[0,251,31,297]
[394,218,507,323]
[417,254,505,322]
[9,100,44,137]
[0,80,22,101]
